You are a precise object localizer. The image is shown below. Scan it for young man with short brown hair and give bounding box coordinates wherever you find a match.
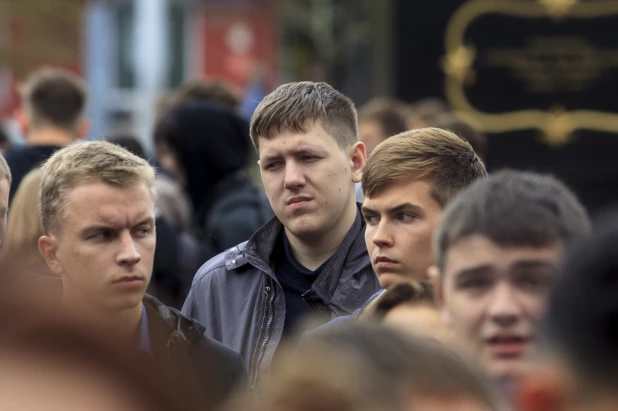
[183,82,381,385]
[5,67,89,196]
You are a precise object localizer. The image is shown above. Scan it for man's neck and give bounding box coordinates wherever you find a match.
[26,128,76,146]
[285,200,358,271]
[65,296,143,345]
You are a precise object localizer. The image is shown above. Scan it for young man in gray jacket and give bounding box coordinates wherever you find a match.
[182,82,381,387]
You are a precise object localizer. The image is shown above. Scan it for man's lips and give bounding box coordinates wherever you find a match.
[485,335,530,357]
[113,276,145,287]
[374,256,398,269]
[286,196,312,209]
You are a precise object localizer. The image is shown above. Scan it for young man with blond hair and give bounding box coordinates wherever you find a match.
[37,140,244,409]
[5,67,88,197]
[183,82,381,385]
[0,153,11,249]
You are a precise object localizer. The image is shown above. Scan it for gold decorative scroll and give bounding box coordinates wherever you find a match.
[443,0,618,145]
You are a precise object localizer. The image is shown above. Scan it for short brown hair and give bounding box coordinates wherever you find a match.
[176,78,241,111]
[20,67,87,133]
[434,170,591,270]
[0,152,11,184]
[430,112,487,161]
[249,82,358,153]
[40,141,155,235]
[362,127,487,207]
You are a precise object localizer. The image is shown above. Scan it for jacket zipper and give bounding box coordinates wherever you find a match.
[252,278,276,387]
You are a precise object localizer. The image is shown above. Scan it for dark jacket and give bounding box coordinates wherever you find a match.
[182,209,381,387]
[143,294,246,409]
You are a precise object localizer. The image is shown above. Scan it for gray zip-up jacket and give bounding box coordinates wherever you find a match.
[182,209,381,387]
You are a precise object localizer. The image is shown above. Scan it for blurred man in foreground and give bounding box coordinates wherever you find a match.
[431,171,591,386]
[37,141,245,409]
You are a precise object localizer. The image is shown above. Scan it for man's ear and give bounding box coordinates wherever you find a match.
[76,119,90,140]
[14,108,29,138]
[349,141,367,184]
[429,265,453,325]
[38,235,63,276]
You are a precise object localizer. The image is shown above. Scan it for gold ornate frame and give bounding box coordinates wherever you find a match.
[443,0,618,145]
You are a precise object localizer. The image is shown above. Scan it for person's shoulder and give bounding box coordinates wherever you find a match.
[191,241,251,285]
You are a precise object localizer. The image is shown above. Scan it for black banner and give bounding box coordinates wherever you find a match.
[395,0,618,213]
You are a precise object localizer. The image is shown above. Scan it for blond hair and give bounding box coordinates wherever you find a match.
[361,127,487,207]
[0,152,10,184]
[40,140,155,234]
[2,169,51,276]
[250,82,358,153]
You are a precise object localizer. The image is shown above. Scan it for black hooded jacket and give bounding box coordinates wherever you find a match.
[157,101,272,258]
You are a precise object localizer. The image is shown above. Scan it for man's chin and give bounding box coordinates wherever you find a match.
[485,357,533,384]
[377,272,407,289]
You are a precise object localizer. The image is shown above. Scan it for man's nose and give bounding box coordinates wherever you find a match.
[116,231,141,266]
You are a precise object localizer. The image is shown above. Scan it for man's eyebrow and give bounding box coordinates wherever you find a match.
[454,265,493,280]
[361,205,377,214]
[512,260,558,271]
[387,202,423,214]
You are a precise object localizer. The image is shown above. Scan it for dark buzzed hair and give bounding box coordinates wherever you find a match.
[250,81,358,153]
[20,67,87,133]
[434,170,591,269]
[544,215,618,396]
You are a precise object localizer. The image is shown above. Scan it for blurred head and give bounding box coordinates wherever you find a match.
[176,78,241,111]
[517,215,618,411]
[2,169,53,278]
[431,170,591,383]
[0,317,189,411]
[269,323,500,411]
[155,100,251,213]
[361,128,487,287]
[430,112,487,161]
[359,280,453,344]
[358,97,408,155]
[17,67,88,139]
[251,82,366,244]
[0,153,10,249]
[38,141,156,312]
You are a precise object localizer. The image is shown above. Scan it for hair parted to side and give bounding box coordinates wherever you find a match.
[39,140,156,235]
[434,170,591,270]
[249,81,358,152]
[0,152,11,184]
[362,127,487,206]
[20,67,87,133]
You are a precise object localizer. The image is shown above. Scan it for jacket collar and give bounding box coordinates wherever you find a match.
[224,205,371,303]
[142,294,205,346]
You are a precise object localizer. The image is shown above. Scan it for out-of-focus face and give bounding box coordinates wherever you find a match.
[435,235,561,382]
[359,119,386,156]
[259,120,365,243]
[0,178,8,249]
[39,182,156,312]
[362,179,442,288]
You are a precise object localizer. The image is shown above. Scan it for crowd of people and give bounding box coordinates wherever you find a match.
[0,67,615,411]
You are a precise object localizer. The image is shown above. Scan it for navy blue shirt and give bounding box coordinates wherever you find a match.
[274,232,330,335]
